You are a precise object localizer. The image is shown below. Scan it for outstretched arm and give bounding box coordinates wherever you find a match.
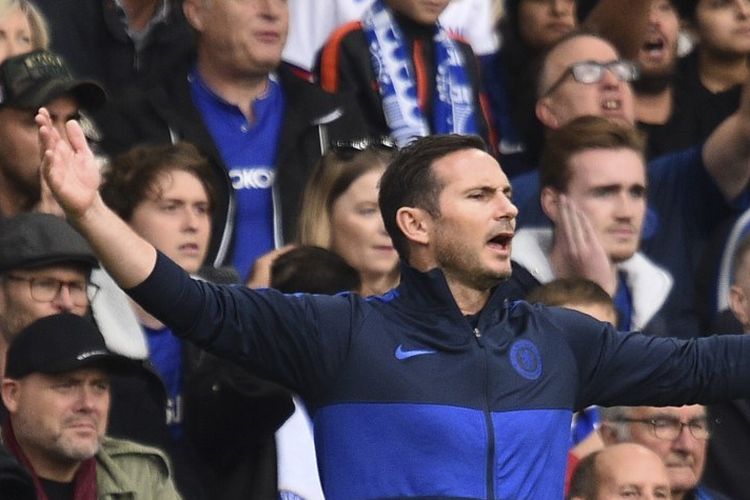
[703,79,750,201]
[37,108,157,288]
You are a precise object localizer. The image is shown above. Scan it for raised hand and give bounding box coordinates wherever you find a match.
[36,107,102,220]
[246,244,297,288]
[552,194,617,296]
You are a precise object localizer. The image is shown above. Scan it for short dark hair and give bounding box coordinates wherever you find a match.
[526,277,614,312]
[101,142,219,221]
[270,246,361,294]
[567,450,601,499]
[540,115,645,191]
[378,134,487,261]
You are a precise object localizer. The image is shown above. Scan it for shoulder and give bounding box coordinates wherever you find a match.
[98,436,172,476]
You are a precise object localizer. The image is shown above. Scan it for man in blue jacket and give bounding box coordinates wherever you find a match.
[37,113,750,499]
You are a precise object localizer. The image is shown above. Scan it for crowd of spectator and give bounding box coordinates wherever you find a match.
[3,0,750,499]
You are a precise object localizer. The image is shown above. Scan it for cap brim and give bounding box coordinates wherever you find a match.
[4,253,100,273]
[45,352,140,377]
[14,79,107,111]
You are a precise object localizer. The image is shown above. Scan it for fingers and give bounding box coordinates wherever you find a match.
[245,244,298,288]
[558,195,585,257]
[66,119,91,157]
[36,174,65,216]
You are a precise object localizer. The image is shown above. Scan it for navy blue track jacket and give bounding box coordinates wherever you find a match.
[129,253,750,499]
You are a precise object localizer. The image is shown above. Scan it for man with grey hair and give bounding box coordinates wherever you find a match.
[599,405,727,499]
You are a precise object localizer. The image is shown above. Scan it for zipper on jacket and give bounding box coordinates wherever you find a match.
[475,327,496,499]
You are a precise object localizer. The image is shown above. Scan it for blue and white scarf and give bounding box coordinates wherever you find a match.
[362,0,479,147]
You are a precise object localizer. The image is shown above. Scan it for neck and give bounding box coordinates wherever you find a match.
[443,276,491,315]
[0,183,34,218]
[698,49,750,93]
[634,86,673,125]
[196,52,271,121]
[119,0,161,32]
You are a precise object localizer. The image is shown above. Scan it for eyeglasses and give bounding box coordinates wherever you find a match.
[3,275,99,306]
[542,59,639,97]
[329,136,397,159]
[618,416,713,441]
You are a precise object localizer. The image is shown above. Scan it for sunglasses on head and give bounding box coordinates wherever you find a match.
[328,137,398,159]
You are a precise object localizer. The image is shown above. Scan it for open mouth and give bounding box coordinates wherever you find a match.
[641,33,668,62]
[488,233,513,250]
[601,97,622,112]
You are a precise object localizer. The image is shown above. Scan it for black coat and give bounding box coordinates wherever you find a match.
[98,60,368,267]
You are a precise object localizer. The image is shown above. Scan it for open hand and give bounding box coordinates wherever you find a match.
[36,108,102,220]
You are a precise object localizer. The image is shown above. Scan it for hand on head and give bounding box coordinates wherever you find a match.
[553,194,616,295]
[35,108,102,220]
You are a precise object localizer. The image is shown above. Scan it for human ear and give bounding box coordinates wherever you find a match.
[536,98,560,129]
[540,186,561,222]
[183,0,206,32]
[395,207,431,247]
[1,380,20,413]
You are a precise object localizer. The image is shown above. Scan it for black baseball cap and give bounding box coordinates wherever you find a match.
[0,50,106,111]
[5,313,134,379]
[0,213,99,273]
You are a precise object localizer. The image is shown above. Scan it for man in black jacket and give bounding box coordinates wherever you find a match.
[99,0,367,280]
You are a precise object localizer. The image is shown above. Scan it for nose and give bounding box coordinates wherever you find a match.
[550,0,571,15]
[257,0,284,17]
[613,192,640,221]
[647,3,660,24]
[599,66,624,90]
[52,284,77,312]
[495,194,519,221]
[76,385,104,412]
[182,207,201,232]
[737,0,750,17]
[671,423,699,453]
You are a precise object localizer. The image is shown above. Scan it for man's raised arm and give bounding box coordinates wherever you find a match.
[703,77,750,201]
[36,108,157,288]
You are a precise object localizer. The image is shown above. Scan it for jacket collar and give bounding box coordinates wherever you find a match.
[511,227,673,330]
[391,263,512,321]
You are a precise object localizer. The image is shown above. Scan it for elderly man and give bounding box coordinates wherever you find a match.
[568,443,671,500]
[1,313,181,499]
[99,0,367,281]
[600,404,728,499]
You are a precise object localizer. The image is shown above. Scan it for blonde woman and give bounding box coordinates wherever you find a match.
[298,138,399,296]
[0,0,48,62]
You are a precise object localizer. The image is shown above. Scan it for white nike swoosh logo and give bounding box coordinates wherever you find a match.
[394,344,438,361]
